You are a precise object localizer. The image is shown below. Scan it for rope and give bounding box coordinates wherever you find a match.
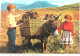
[43,24,52,35]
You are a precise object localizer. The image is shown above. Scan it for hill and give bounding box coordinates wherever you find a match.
[60,3,79,10]
[18,1,59,10]
[44,3,79,10]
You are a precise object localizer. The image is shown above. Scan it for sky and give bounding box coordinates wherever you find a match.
[1,0,80,6]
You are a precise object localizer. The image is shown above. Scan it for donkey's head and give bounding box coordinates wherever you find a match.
[46,14,61,37]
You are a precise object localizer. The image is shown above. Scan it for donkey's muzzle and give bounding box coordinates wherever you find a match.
[53,30,58,37]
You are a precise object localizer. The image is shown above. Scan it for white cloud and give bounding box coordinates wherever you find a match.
[51,2,76,6]
[25,1,34,4]
[6,0,14,3]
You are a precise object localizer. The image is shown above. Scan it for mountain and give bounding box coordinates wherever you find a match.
[1,2,27,11]
[1,1,59,11]
[17,1,59,10]
[1,1,79,11]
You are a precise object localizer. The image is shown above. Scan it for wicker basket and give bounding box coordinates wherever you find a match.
[20,19,45,37]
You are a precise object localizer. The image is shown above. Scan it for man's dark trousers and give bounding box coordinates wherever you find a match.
[7,27,16,53]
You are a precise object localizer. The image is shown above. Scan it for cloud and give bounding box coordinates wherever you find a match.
[25,1,34,4]
[6,0,14,3]
[51,2,77,6]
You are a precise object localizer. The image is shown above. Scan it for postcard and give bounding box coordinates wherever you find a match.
[0,0,80,56]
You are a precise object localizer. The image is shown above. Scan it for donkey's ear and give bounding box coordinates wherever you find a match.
[55,14,61,20]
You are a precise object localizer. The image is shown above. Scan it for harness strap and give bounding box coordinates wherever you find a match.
[43,24,52,35]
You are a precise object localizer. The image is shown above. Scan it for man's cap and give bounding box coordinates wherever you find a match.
[7,4,16,9]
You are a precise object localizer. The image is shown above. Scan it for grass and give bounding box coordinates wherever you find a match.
[14,19,79,54]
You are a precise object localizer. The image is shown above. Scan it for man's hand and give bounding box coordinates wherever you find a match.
[18,23,24,26]
[14,11,28,17]
[72,36,73,39]
[22,11,27,15]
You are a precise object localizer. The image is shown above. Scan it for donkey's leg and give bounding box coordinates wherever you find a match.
[22,36,27,44]
[22,37,28,49]
[28,38,32,46]
[41,39,44,52]
[24,36,32,47]
[45,38,48,52]
[43,41,44,52]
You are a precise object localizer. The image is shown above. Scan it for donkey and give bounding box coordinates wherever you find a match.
[23,14,61,52]
[22,11,41,22]
[44,14,61,20]
[33,12,41,19]
[44,14,51,20]
[39,19,59,52]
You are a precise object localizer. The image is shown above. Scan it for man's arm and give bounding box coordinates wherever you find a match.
[14,14,22,17]
[14,11,27,17]
[9,23,24,28]
[9,24,19,28]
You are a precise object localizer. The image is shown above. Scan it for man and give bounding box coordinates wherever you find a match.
[6,4,25,53]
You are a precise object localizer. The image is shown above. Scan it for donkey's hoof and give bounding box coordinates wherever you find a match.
[42,51,48,53]
[41,50,45,53]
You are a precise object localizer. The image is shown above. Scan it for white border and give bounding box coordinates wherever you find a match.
[0,0,1,33]
[0,54,80,56]
[79,3,80,54]
[0,0,80,56]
